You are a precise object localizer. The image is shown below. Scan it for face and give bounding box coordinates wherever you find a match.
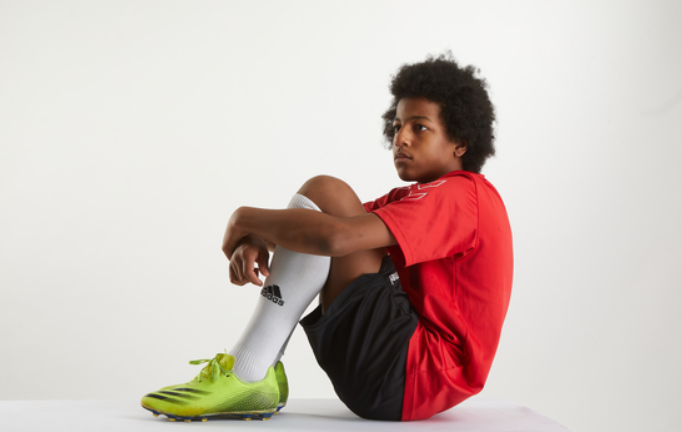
[392,97,466,183]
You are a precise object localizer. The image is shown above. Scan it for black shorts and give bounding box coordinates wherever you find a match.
[300,256,418,421]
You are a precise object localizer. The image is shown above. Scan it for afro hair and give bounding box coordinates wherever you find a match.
[382,52,496,173]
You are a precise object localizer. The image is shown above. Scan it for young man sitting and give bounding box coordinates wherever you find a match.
[141,53,513,422]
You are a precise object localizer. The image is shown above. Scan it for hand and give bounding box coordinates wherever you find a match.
[228,236,271,286]
[222,208,249,260]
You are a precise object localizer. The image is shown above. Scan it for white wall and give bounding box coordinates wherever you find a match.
[1,1,680,431]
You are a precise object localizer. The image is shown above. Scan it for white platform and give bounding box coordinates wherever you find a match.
[0,397,572,431]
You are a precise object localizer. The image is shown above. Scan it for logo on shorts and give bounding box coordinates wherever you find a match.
[389,272,399,286]
[261,284,285,306]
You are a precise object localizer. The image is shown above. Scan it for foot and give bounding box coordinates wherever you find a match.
[141,353,280,422]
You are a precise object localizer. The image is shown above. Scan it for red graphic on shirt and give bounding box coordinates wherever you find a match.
[401,180,447,201]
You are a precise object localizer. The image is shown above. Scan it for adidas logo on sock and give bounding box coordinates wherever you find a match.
[261,285,285,306]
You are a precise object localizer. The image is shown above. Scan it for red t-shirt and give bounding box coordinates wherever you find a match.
[364,170,513,421]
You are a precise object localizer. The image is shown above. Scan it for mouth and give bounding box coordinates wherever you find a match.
[394,152,411,163]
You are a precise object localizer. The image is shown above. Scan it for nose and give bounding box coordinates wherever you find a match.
[393,128,410,149]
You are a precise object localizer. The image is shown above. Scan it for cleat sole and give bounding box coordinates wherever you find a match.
[143,403,276,422]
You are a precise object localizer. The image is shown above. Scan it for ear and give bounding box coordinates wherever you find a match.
[454,142,467,158]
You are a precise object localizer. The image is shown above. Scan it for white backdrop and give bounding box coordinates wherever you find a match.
[1,1,681,431]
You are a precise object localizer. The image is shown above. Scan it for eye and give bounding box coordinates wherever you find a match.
[392,123,401,134]
[414,124,428,132]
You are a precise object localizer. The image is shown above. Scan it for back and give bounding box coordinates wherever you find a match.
[365,171,513,420]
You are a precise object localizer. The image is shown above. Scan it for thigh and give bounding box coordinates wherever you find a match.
[300,256,418,420]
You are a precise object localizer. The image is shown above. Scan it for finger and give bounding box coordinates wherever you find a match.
[229,265,238,285]
[241,248,263,286]
[244,266,263,287]
[229,261,246,286]
[257,254,270,278]
[229,266,243,286]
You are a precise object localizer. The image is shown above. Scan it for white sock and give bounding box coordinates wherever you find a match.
[229,194,331,382]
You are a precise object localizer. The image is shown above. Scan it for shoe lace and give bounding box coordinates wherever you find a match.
[189,356,230,383]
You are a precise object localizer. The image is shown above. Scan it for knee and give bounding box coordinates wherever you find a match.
[297,176,363,217]
[298,175,349,196]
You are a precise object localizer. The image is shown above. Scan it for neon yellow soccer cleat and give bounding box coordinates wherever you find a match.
[274,361,288,412]
[141,353,280,422]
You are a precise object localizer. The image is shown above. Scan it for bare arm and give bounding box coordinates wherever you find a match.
[222,207,397,261]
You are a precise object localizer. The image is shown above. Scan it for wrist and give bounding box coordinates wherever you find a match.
[230,206,245,229]
[223,208,252,259]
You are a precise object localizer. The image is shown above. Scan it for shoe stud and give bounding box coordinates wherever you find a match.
[243,417,252,421]
[201,418,207,422]
[168,418,176,422]
[184,419,192,423]
[152,413,159,418]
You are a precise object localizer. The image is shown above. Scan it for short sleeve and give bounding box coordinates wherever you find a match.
[364,187,410,213]
[370,175,478,267]
[363,200,377,213]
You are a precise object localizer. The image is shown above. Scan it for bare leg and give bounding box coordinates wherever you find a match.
[297,175,387,312]
[230,175,385,381]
